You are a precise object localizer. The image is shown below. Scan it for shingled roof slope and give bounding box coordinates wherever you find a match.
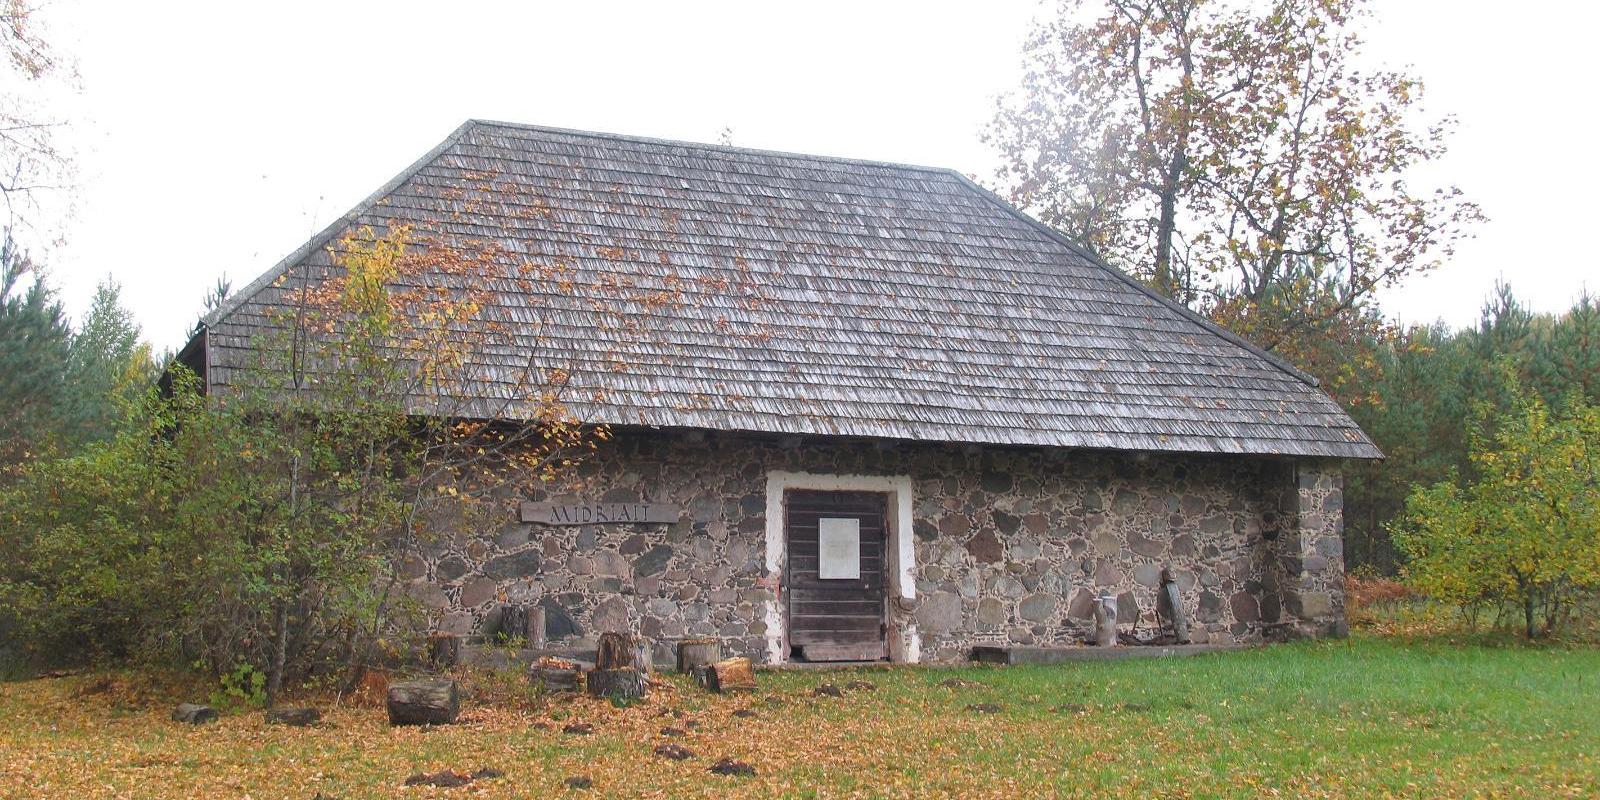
[199,120,1381,459]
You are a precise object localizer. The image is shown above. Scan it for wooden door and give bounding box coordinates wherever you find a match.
[784,490,888,662]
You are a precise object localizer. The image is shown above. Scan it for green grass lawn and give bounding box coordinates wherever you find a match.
[1,637,1595,798]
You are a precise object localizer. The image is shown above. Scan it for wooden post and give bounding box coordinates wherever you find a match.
[386,679,460,725]
[527,606,547,649]
[676,638,722,674]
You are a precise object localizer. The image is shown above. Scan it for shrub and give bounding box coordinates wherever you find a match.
[1392,387,1600,638]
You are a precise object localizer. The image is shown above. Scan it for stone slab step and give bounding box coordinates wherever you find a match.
[971,644,1247,665]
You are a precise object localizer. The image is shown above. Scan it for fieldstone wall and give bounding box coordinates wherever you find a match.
[1266,462,1347,639]
[400,431,1346,663]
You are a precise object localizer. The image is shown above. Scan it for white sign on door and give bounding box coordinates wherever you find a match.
[817,517,861,580]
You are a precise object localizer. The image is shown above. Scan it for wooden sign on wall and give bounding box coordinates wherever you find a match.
[519,501,682,525]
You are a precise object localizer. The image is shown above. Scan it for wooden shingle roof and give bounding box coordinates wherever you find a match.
[198,120,1381,459]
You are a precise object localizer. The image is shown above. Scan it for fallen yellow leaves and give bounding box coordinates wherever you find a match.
[2,641,1598,799]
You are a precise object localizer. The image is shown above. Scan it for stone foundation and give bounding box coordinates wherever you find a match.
[401,431,1346,663]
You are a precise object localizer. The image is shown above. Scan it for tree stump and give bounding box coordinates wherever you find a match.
[587,667,647,701]
[596,631,647,671]
[676,638,721,674]
[387,679,460,726]
[702,657,757,693]
[427,634,461,669]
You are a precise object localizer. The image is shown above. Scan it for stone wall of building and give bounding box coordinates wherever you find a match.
[401,431,1346,664]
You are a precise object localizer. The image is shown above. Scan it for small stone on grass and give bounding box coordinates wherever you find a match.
[654,743,694,761]
[402,768,502,788]
[709,758,756,777]
[171,703,218,725]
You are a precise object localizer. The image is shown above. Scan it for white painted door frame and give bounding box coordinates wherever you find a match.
[763,471,919,664]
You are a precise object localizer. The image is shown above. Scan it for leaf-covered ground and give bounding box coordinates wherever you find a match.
[1,637,1595,799]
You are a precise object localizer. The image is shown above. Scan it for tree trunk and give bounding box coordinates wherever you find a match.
[386,679,460,726]
[586,667,647,701]
[1152,157,1185,298]
[676,639,722,674]
[265,597,290,707]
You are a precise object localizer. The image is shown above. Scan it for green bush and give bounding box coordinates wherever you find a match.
[1392,384,1600,638]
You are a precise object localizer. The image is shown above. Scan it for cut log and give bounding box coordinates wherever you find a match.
[171,703,217,724]
[586,667,647,701]
[265,707,321,726]
[676,638,722,674]
[427,634,461,669]
[386,679,460,726]
[702,657,757,693]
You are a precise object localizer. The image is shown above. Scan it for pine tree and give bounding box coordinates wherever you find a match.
[62,278,148,447]
[0,231,71,465]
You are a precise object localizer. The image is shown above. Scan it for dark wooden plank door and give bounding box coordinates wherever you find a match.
[784,490,888,662]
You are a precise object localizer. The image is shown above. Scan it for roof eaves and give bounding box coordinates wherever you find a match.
[201,120,481,329]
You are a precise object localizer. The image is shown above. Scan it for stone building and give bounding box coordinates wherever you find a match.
[180,120,1379,664]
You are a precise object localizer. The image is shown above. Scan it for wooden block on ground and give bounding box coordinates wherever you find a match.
[703,657,756,693]
[529,660,583,693]
[387,679,460,726]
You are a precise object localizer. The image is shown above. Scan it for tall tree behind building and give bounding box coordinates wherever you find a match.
[0,231,69,465]
[985,0,1480,405]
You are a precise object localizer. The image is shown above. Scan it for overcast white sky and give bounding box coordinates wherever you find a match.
[29,0,1599,350]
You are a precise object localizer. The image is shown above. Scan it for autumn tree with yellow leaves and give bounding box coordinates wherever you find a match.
[986,0,1481,407]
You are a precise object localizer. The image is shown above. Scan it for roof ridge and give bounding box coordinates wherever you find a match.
[941,171,1325,390]
[199,120,478,330]
[467,118,959,178]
